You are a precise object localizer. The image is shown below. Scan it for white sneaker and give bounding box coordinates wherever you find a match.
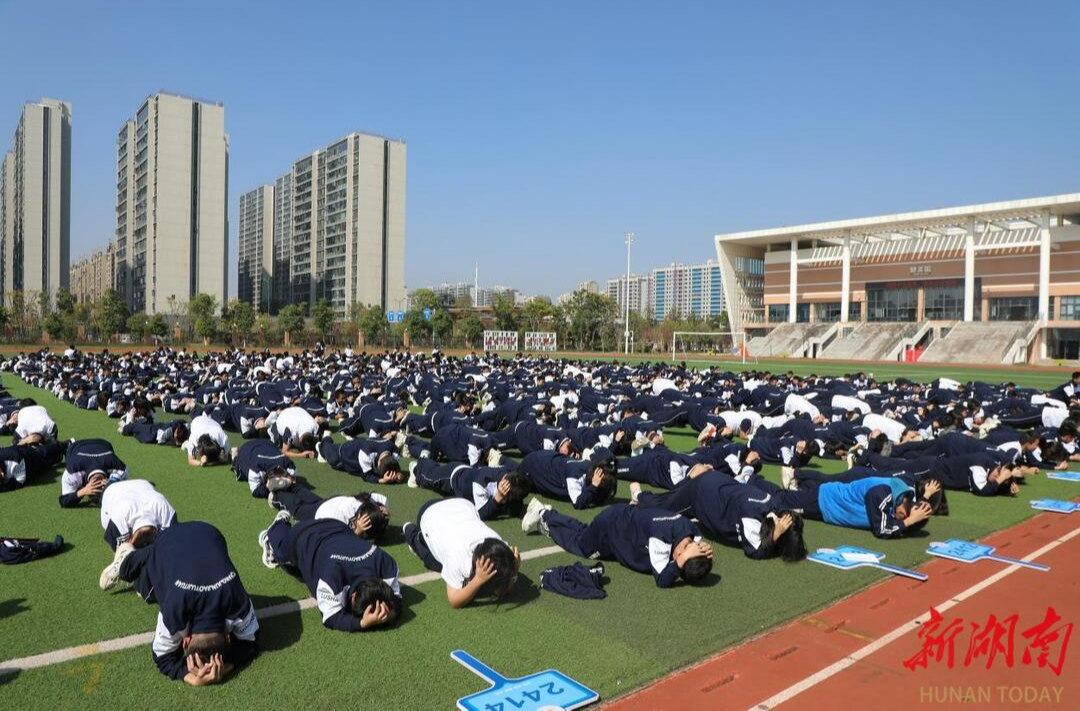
[487,449,503,467]
[99,542,136,590]
[845,452,856,470]
[229,447,238,462]
[781,466,798,491]
[316,445,328,464]
[521,497,551,534]
[394,430,407,449]
[407,460,419,488]
[258,513,290,569]
[629,482,642,505]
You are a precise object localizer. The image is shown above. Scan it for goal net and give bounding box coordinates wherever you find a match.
[671,331,752,364]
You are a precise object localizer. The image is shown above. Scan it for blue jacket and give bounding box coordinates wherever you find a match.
[818,477,911,538]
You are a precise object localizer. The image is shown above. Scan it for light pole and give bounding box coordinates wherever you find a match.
[624,232,634,354]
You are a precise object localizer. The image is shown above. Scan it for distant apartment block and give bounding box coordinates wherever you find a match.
[1,98,72,301]
[237,185,274,313]
[427,282,474,308]
[606,274,653,317]
[476,285,517,308]
[651,261,725,320]
[70,241,117,303]
[242,132,406,316]
[115,92,228,315]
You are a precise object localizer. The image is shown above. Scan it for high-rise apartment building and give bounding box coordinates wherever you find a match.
[1,98,72,301]
[0,151,13,297]
[606,274,653,317]
[271,172,293,311]
[244,132,405,316]
[115,92,228,315]
[237,184,274,313]
[651,261,725,320]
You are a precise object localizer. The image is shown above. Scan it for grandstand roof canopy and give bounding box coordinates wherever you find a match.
[714,192,1080,247]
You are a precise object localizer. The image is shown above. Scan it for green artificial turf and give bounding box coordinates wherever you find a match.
[0,363,1076,709]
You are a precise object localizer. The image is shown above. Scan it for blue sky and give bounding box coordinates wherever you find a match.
[2,0,1078,299]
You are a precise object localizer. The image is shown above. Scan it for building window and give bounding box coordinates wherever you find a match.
[1048,328,1080,360]
[988,297,1038,321]
[768,304,789,322]
[923,284,964,321]
[866,287,917,322]
[795,303,810,323]
[1059,296,1080,321]
[848,301,862,321]
[815,302,842,322]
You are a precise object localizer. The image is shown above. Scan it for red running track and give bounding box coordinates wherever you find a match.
[605,506,1080,711]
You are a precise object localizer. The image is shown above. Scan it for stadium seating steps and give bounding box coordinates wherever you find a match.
[918,321,1033,364]
[749,323,833,357]
[819,322,920,361]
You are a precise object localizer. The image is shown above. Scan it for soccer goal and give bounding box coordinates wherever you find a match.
[671,331,752,364]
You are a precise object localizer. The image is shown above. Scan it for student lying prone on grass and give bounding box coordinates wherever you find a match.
[521,498,714,587]
[404,498,521,609]
[763,466,944,539]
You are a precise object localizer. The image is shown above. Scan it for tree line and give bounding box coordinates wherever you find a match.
[0,287,728,353]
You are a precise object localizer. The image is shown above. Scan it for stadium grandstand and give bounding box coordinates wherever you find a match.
[715,192,1080,364]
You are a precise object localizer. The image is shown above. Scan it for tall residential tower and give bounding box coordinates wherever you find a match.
[1,98,72,300]
[238,131,405,316]
[237,184,274,313]
[115,92,228,314]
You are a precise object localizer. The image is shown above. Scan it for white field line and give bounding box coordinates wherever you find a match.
[0,545,564,675]
[749,526,1080,710]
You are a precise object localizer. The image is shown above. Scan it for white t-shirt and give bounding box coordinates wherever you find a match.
[862,413,907,444]
[15,405,56,439]
[273,407,319,445]
[100,479,176,541]
[419,498,503,589]
[312,493,390,524]
[182,414,228,454]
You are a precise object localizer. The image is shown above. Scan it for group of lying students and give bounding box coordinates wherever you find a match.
[3,344,1078,687]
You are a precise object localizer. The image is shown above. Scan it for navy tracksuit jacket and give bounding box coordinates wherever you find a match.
[543,503,700,587]
[617,446,698,489]
[119,521,258,679]
[267,519,400,632]
[638,470,780,558]
[232,439,294,498]
[123,419,187,445]
[519,451,614,509]
[412,459,514,519]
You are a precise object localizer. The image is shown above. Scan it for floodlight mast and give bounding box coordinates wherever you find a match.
[624,232,634,355]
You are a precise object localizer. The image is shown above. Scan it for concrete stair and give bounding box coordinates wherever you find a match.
[920,321,1033,364]
[820,322,920,361]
